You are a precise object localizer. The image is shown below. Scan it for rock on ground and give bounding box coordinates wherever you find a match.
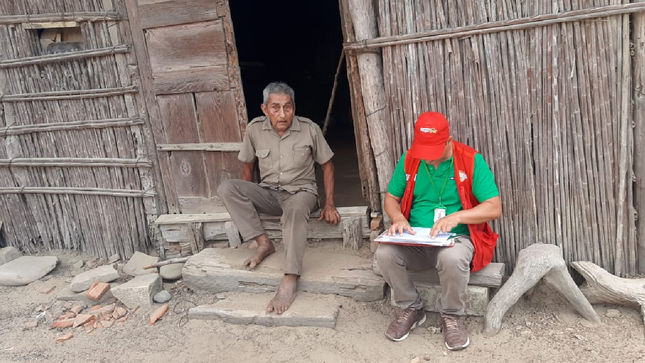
[159,263,184,281]
[153,290,172,303]
[0,256,58,286]
[0,247,22,265]
[123,252,159,277]
[69,265,120,292]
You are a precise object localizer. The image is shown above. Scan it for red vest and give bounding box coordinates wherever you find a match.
[400,141,498,272]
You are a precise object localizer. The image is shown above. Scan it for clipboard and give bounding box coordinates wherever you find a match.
[375,227,456,247]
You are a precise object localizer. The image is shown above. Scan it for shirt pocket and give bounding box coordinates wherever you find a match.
[293,145,312,168]
[255,149,272,171]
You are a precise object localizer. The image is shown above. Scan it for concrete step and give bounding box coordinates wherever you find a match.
[183,247,385,302]
[189,292,340,328]
[390,284,489,316]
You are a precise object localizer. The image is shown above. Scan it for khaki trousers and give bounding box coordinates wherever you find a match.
[218,179,318,275]
[375,236,474,315]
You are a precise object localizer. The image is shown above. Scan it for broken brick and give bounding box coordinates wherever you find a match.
[102,320,114,328]
[87,282,110,301]
[114,307,127,319]
[149,304,168,325]
[40,285,56,294]
[117,316,127,323]
[59,312,76,320]
[51,319,74,329]
[56,332,73,343]
[89,305,103,311]
[73,314,94,328]
[70,305,83,315]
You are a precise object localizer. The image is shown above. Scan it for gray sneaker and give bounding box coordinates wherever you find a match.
[441,314,470,350]
[385,307,426,342]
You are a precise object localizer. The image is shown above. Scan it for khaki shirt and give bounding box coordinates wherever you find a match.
[238,115,334,195]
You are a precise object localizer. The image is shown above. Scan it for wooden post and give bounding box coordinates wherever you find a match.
[634,2,645,274]
[224,221,242,248]
[342,218,363,250]
[346,0,395,200]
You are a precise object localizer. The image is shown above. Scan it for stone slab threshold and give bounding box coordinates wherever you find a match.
[189,292,340,328]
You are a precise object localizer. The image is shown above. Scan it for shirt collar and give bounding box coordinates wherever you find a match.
[261,116,301,132]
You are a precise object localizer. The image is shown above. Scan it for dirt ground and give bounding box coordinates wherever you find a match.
[0,250,644,363]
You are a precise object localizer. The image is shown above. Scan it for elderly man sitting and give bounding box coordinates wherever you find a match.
[218,82,340,314]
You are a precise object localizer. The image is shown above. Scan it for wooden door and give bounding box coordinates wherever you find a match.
[126,0,247,214]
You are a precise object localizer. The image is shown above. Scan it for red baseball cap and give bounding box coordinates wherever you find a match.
[408,111,450,160]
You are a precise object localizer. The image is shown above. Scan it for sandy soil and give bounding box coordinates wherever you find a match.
[0,250,644,363]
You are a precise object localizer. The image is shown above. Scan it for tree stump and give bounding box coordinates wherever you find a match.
[483,244,599,336]
[572,261,645,329]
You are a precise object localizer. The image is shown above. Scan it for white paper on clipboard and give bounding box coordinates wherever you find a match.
[375,227,455,247]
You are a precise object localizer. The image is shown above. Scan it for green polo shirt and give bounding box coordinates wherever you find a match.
[387,152,499,235]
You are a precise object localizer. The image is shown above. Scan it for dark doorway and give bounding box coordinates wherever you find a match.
[230,0,367,207]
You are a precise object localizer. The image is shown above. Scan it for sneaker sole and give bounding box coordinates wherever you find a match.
[384,314,427,342]
[445,337,470,351]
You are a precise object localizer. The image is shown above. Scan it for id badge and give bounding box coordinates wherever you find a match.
[434,207,446,223]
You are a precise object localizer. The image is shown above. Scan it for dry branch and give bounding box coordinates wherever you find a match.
[0,187,155,198]
[1,86,138,102]
[0,12,123,25]
[143,257,189,270]
[0,157,152,168]
[0,46,130,68]
[0,118,144,136]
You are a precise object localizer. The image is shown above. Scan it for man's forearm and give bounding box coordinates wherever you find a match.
[451,197,502,225]
[321,161,335,206]
[384,193,405,222]
[241,162,254,182]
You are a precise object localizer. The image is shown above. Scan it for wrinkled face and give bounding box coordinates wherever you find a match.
[261,93,295,134]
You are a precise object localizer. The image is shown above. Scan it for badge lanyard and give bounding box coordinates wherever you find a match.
[424,159,453,222]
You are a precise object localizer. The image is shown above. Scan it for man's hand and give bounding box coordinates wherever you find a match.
[317,204,340,225]
[430,213,461,238]
[386,216,416,236]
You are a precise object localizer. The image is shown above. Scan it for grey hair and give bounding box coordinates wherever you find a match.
[262,82,295,106]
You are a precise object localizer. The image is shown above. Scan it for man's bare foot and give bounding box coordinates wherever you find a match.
[248,240,258,249]
[243,241,275,269]
[267,274,298,314]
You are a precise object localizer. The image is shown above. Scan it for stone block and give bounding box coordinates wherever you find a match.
[0,256,58,286]
[189,292,340,328]
[183,248,385,302]
[111,274,162,309]
[70,265,119,292]
[0,247,21,265]
[123,252,159,277]
[390,283,489,316]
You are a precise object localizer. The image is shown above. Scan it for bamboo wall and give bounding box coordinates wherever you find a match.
[0,0,159,258]
[371,0,638,276]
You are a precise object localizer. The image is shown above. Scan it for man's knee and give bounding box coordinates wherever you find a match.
[217,179,246,201]
[436,249,471,272]
[375,243,403,269]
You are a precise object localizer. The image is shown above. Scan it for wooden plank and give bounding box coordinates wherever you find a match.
[195,91,240,142]
[216,0,248,135]
[224,221,241,248]
[157,143,241,152]
[153,66,230,95]
[157,93,200,143]
[155,206,370,224]
[124,0,180,213]
[145,20,227,73]
[342,218,363,250]
[169,151,209,200]
[138,0,219,29]
[22,21,79,29]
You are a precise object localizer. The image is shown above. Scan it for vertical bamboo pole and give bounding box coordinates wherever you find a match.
[347,0,395,199]
[634,0,645,274]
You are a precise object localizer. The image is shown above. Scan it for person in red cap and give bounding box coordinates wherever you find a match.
[375,111,502,350]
